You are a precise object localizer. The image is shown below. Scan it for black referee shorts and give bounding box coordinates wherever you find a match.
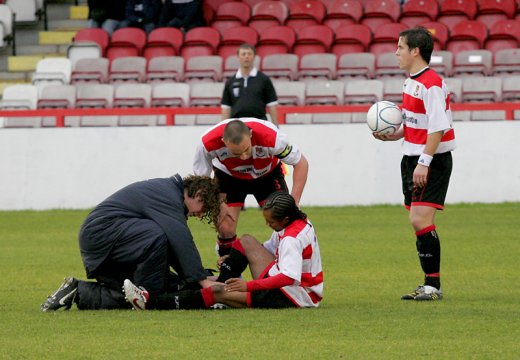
[401,152,453,210]
[214,163,288,207]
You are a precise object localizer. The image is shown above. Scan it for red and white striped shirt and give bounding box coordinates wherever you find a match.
[401,67,456,156]
[262,218,324,308]
[193,118,302,180]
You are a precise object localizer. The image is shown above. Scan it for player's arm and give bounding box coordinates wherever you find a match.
[291,153,308,206]
[267,104,279,127]
[221,106,231,120]
[224,274,294,292]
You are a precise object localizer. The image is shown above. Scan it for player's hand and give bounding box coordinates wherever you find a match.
[199,278,221,288]
[413,164,429,188]
[224,278,247,292]
[372,132,399,141]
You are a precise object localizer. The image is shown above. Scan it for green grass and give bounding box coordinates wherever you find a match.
[1,203,519,359]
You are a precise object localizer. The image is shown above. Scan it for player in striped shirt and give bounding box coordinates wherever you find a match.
[123,192,324,309]
[373,27,455,301]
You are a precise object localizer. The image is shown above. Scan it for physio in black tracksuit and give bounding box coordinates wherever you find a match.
[74,174,220,309]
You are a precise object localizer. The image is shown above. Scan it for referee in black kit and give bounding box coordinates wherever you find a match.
[221,43,279,126]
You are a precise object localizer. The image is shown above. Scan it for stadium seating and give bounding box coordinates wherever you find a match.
[261,53,299,81]
[205,0,234,12]
[75,84,116,126]
[382,77,404,103]
[461,76,502,102]
[337,52,375,80]
[0,4,14,49]
[501,75,520,101]
[217,26,258,60]
[180,27,221,61]
[256,25,296,58]
[37,85,76,109]
[429,50,454,77]
[369,23,407,58]
[70,58,110,84]
[360,0,401,33]
[444,77,462,103]
[323,0,363,32]
[0,84,38,109]
[292,25,334,57]
[453,50,493,77]
[492,48,520,76]
[143,27,183,60]
[286,0,327,33]
[331,24,372,56]
[485,19,520,53]
[298,53,337,81]
[375,52,406,78]
[211,1,251,35]
[446,20,488,55]
[273,80,306,105]
[108,56,147,84]
[114,83,153,108]
[344,79,383,104]
[304,80,344,105]
[184,55,223,83]
[6,0,38,23]
[475,0,516,29]
[32,58,72,86]
[151,82,190,107]
[189,82,224,106]
[106,28,147,61]
[437,0,478,33]
[146,56,185,83]
[421,21,449,51]
[248,1,289,34]
[223,54,260,79]
[399,0,439,28]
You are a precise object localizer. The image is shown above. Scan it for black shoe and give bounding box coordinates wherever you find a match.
[40,277,78,312]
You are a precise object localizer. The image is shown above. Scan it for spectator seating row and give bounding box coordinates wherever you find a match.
[1,74,518,126]
[68,16,520,64]
[32,49,520,92]
[203,0,520,34]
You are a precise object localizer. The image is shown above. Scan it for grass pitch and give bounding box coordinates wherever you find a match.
[0,203,519,359]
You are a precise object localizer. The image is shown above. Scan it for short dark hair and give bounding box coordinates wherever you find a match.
[399,27,434,64]
[222,120,250,144]
[237,43,256,55]
[183,175,222,225]
[262,192,307,224]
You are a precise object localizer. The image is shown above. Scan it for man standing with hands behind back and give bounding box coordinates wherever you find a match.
[221,43,279,126]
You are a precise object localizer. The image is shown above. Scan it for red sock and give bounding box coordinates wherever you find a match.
[200,287,216,308]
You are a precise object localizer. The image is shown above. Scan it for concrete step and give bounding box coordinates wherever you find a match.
[48,19,88,30]
[7,54,66,72]
[70,5,88,20]
[14,44,61,55]
[0,71,28,82]
[39,30,78,45]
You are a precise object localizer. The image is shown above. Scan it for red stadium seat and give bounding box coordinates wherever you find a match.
[446,20,488,56]
[476,0,516,29]
[248,1,288,34]
[323,0,363,32]
[437,0,478,33]
[180,27,221,61]
[292,25,334,57]
[211,2,251,35]
[360,0,401,33]
[369,23,407,58]
[399,0,439,28]
[106,28,147,61]
[421,21,449,50]
[256,25,296,57]
[72,28,109,56]
[485,19,520,53]
[331,24,372,56]
[217,26,258,60]
[143,27,183,60]
[204,0,234,11]
[285,0,326,33]
[202,2,215,25]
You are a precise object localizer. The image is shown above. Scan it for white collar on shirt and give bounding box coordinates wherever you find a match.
[236,67,258,79]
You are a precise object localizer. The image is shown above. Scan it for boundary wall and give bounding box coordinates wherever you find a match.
[1,121,519,210]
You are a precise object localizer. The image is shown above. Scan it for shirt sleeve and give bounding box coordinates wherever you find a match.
[246,273,294,291]
[221,79,232,106]
[425,85,452,134]
[263,76,278,105]
[272,130,302,166]
[193,141,214,177]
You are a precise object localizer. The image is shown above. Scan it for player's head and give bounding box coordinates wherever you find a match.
[262,192,307,231]
[237,43,256,69]
[183,175,221,225]
[222,120,253,160]
[397,27,434,70]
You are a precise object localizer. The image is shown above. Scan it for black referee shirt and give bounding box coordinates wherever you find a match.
[221,68,278,120]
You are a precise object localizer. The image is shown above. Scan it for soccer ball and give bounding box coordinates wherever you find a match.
[366,101,403,135]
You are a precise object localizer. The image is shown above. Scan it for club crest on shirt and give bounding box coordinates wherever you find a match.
[254,146,267,158]
[413,85,420,97]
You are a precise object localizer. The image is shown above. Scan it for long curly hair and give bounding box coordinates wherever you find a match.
[183,175,222,225]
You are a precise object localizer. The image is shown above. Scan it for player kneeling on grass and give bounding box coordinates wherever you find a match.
[123,192,324,310]
[40,174,222,311]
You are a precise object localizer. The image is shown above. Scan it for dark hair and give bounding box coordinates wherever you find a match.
[237,43,256,55]
[222,120,250,144]
[262,192,307,223]
[183,175,222,225]
[399,27,434,64]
